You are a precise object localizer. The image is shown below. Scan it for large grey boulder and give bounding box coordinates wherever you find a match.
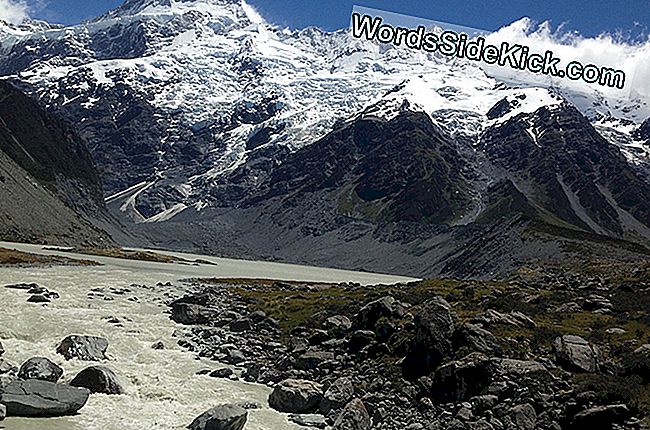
[0,403,5,420]
[0,379,90,416]
[187,404,248,430]
[403,296,455,378]
[553,335,600,373]
[70,366,123,394]
[57,335,109,361]
[332,399,371,430]
[268,379,323,413]
[320,377,354,414]
[18,357,63,383]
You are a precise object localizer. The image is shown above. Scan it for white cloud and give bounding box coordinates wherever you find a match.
[0,0,29,24]
[482,18,650,99]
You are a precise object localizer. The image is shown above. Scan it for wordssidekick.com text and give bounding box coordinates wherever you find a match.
[351,13,626,90]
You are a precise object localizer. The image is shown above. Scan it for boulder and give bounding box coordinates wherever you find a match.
[209,368,234,379]
[0,379,89,416]
[571,404,630,429]
[320,377,354,414]
[70,366,123,394]
[453,323,502,355]
[57,335,109,361]
[403,296,455,378]
[188,404,248,430]
[0,403,5,420]
[332,399,371,430]
[553,335,600,373]
[347,330,376,352]
[171,302,216,325]
[511,403,537,430]
[18,357,63,383]
[229,318,253,333]
[268,379,323,413]
[623,344,650,382]
[0,340,4,356]
[354,296,404,330]
[26,294,50,303]
[431,353,492,402]
[324,315,352,336]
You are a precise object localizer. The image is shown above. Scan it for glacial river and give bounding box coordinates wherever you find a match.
[0,242,415,430]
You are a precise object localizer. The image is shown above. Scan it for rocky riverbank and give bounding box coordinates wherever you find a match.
[170,263,650,430]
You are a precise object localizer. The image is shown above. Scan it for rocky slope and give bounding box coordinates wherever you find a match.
[0,81,114,246]
[170,260,650,429]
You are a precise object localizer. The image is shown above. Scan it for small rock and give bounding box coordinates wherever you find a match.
[57,335,109,361]
[18,357,63,383]
[70,366,123,394]
[210,368,234,379]
[188,404,248,430]
[289,413,328,429]
[152,341,165,350]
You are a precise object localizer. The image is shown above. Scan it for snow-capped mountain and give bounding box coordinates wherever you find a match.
[1,0,649,276]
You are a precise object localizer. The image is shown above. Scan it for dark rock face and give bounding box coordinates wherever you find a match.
[553,335,600,373]
[0,82,114,246]
[56,335,109,361]
[70,366,123,394]
[187,404,248,430]
[18,357,63,383]
[332,399,371,430]
[0,379,90,417]
[635,117,650,141]
[268,379,323,413]
[402,296,455,379]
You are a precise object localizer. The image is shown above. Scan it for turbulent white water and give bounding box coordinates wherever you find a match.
[0,243,414,429]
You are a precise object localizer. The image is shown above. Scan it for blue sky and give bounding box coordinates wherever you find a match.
[25,0,650,40]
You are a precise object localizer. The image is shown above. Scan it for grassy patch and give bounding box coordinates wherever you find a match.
[0,247,100,266]
[56,247,214,265]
